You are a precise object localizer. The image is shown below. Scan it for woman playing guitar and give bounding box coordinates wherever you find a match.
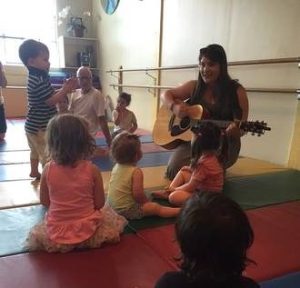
[162,44,249,180]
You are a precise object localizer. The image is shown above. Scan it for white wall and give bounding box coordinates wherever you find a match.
[95,0,299,166]
[93,0,161,131]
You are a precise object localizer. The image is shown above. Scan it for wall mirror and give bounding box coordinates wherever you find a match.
[101,0,120,15]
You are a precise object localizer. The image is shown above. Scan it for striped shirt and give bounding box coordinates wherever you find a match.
[25,67,56,134]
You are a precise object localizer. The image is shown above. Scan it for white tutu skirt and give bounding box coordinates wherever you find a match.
[26,205,128,253]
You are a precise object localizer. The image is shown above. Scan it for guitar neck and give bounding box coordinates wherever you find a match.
[193,119,232,129]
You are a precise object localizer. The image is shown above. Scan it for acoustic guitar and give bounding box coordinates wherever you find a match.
[152,104,271,150]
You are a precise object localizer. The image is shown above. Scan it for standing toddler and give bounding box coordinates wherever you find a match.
[19,39,77,179]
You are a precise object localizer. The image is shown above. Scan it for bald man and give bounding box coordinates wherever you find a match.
[68,66,111,147]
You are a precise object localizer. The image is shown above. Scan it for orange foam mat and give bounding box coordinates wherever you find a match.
[0,234,173,288]
[137,201,300,282]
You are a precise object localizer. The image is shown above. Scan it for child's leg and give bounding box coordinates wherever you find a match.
[26,132,41,178]
[142,202,180,218]
[0,104,7,141]
[168,190,193,207]
[35,130,47,167]
[30,158,41,179]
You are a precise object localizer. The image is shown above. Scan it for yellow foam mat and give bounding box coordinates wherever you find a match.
[227,157,286,178]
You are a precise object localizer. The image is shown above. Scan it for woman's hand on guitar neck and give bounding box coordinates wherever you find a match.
[226,121,242,138]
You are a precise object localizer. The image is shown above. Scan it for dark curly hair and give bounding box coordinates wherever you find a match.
[110,131,141,164]
[190,121,221,168]
[176,191,254,286]
[46,114,96,166]
[19,39,49,67]
[119,92,132,106]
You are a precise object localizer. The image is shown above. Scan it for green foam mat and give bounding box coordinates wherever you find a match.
[224,169,300,209]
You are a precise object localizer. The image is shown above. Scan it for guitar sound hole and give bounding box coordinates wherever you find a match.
[180,117,191,130]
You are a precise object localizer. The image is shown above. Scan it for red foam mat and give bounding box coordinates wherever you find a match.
[137,201,300,282]
[0,234,173,288]
[246,201,300,281]
[1,202,300,287]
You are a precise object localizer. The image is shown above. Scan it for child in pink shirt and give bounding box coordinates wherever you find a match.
[153,122,224,206]
[26,114,127,252]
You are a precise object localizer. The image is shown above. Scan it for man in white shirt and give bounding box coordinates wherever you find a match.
[69,66,111,147]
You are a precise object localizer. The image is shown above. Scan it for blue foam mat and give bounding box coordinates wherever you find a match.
[95,134,153,146]
[0,205,46,256]
[260,271,300,288]
[0,135,153,152]
[0,151,172,181]
[92,151,171,171]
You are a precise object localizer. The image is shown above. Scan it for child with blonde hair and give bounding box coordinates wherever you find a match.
[107,132,180,219]
[26,114,127,252]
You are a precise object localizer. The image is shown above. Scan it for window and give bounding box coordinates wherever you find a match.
[0,0,59,67]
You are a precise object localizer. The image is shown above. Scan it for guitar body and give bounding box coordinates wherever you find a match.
[152,105,202,150]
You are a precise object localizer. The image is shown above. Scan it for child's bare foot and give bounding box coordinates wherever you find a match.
[152,190,170,199]
[30,172,41,180]
[152,187,174,200]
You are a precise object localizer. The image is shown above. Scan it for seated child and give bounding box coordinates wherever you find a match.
[57,95,70,114]
[155,191,259,288]
[107,131,180,219]
[26,114,127,253]
[112,92,138,138]
[153,122,224,206]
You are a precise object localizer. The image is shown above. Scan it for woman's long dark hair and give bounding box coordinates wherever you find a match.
[191,44,242,120]
[176,192,254,286]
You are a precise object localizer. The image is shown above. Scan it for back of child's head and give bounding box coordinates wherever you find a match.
[46,114,96,166]
[19,39,49,67]
[111,131,141,164]
[119,92,131,106]
[191,121,221,167]
[176,191,254,285]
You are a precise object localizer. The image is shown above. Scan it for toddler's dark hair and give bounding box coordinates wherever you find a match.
[111,131,140,164]
[119,92,131,106]
[19,39,49,66]
[191,121,221,168]
[46,114,96,166]
[176,191,254,286]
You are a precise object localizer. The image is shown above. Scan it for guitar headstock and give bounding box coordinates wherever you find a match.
[240,121,271,136]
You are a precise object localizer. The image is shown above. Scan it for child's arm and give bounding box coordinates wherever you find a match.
[173,167,205,192]
[45,78,77,106]
[173,178,199,193]
[132,167,148,204]
[92,164,105,210]
[0,62,7,88]
[98,116,112,147]
[40,163,50,207]
[112,109,121,125]
[129,112,138,133]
